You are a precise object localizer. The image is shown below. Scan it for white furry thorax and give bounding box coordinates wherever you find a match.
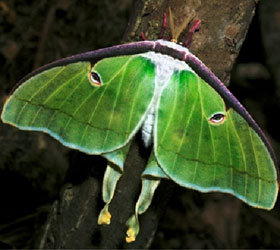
[156,39,191,55]
[140,49,194,147]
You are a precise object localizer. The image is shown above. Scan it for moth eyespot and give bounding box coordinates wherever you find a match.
[209,113,226,125]
[89,71,102,87]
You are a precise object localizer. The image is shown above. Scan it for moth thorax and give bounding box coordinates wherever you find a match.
[140,53,174,148]
[140,51,194,148]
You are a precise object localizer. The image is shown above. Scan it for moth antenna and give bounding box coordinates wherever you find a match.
[183,18,201,48]
[175,14,194,42]
[168,7,176,43]
[168,7,195,43]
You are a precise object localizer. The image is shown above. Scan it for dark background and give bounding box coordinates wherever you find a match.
[1,0,280,248]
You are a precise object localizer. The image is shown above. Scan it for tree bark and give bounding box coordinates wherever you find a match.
[37,0,257,248]
[259,0,280,97]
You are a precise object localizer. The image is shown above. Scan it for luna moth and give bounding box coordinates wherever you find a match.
[1,39,278,243]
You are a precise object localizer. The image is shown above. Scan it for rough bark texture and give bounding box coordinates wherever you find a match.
[124,0,256,85]
[259,0,280,97]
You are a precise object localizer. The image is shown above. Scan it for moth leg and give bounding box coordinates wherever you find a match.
[125,152,169,243]
[98,163,122,225]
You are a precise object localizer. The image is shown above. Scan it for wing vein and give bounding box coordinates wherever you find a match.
[249,128,261,203]
[15,67,65,124]
[230,114,248,198]
[101,62,128,149]
[191,77,203,183]
[226,116,234,189]
[46,70,89,129]
[126,60,149,134]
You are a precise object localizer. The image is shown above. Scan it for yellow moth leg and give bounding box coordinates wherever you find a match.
[98,164,122,225]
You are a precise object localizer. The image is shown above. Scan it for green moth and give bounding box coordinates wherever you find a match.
[1,40,278,242]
